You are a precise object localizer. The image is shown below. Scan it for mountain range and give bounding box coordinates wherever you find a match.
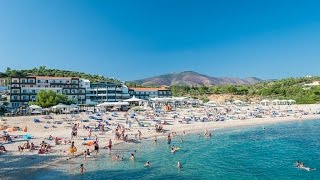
[131,71,263,86]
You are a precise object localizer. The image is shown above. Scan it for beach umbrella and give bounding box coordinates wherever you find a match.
[29,105,42,109]
[124,96,146,102]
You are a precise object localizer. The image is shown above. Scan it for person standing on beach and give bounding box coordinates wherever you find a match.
[88,128,92,138]
[138,130,142,140]
[83,150,87,160]
[93,141,99,155]
[108,139,112,154]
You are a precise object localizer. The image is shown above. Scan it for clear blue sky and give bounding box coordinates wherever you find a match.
[0,0,320,80]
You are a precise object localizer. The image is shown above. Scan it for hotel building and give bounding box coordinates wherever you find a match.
[9,76,86,107]
[86,82,130,104]
[128,87,172,100]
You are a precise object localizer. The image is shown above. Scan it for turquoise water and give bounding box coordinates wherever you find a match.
[29,120,320,179]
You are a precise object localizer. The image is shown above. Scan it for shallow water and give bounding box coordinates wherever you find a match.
[25,120,320,179]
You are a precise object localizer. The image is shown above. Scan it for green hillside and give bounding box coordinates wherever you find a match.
[0,66,120,83]
[171,77,320,104]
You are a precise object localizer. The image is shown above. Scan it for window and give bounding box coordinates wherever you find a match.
[30,85,33,87]
[32,90,35,93]
[13,80,18,83]
[22,79,26,83]
[60,80,62,83]
[45,86,48,88]
[29,80,34,83]
[23,90,27,93]
[37,80,41,83]
[52,86,55,88]
[37,85,41,87]
[57,90,60,93]
[45,80,48,83]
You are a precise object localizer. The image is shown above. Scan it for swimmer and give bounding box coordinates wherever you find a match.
[177,161,182,169]
[130,153,135,160]
[296,161,315,171]
[180,137,183,143]
[144,161,151,167]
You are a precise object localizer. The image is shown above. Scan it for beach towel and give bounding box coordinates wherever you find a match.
[23,134,32,140]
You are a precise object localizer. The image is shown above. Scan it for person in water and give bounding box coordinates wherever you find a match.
[295,161,315,171]
[177,161,182,169]
[171,147,176,154]
[80,164,86,174]
[130,153,135,160]
[144,161,151,167]
[167,134,172,144]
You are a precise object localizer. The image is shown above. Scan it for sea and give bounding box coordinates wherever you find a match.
[23,120,320,179]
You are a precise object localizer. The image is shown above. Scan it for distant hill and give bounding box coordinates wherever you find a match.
[131,71,263,86]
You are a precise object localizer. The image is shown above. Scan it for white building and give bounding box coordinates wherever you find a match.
[10,76,87,108]
[128,87,172,100]
[85,82,130,104]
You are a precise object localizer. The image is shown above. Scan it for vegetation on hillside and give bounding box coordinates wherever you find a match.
[171,77,320,104]
[30,90,73,108]
[0,66,120,83]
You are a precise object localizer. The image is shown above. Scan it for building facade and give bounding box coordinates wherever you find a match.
[128,87,172,100]
[0,78,7,86]
[9,76,86,108]
[86,82,130,104]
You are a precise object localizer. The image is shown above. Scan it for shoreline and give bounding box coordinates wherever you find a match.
[1,104,320,177]
[20,115,320,172]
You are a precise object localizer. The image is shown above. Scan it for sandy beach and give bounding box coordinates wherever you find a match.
[1,104,320,177]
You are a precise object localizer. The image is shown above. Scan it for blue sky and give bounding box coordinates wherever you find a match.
[0,0,320,80]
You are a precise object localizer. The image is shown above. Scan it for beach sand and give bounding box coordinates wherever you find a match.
[1,104,320,177]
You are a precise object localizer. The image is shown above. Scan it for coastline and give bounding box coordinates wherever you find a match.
[1,104,320,177]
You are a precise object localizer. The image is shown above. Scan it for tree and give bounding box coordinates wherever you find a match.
[30,90,73,108]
